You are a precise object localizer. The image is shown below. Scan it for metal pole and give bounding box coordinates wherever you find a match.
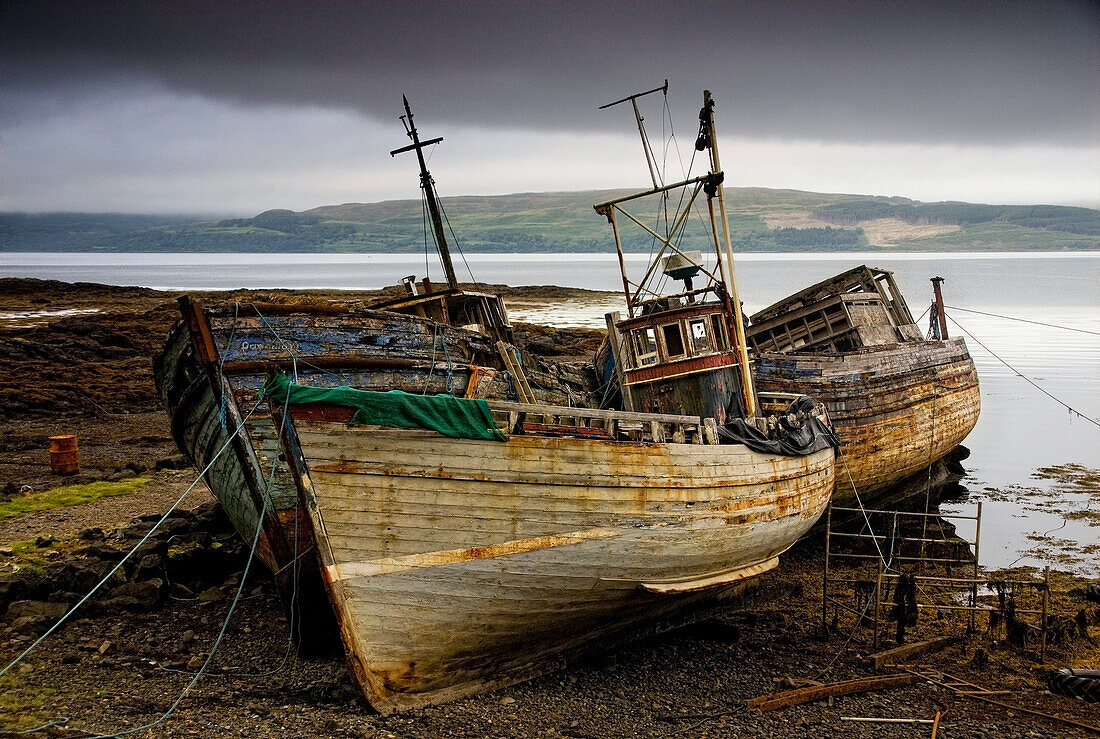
[599,80,667,192]
[701,90,756,417]
[631,98,659,190]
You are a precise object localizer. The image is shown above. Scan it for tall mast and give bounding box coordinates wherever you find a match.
[391,96,458,290]
[701,90,757,418]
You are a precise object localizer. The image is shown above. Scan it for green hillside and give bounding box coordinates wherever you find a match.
[3,189,1098,252]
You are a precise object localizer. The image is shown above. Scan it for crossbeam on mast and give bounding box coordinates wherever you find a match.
[390,96,458,290]
[599,80,668,191]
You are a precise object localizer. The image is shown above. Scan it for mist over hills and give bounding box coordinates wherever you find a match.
[3,188,1098,253]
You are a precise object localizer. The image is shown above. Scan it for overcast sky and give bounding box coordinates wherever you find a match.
[1,0,1097,215]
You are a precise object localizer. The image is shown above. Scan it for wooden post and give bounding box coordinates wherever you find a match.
[873,567,883,650]
[601,208,635,318]
[1041,566,1049,663]
[931,277,949,339]
[972,502,982,634]
[701,90,756,418]
[822,504,832,636]
[604,312,635,412]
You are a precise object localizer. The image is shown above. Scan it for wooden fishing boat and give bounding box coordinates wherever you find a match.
[265,88,837,711]
[746,265,981,504]
[271,380,833,711]
[152,98,597,640]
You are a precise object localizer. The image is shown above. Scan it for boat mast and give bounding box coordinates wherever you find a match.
[700,90,757,418]
[599,80,668,191]
[391,96,458,290]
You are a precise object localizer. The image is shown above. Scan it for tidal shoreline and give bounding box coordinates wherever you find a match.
[0,277,1097,736]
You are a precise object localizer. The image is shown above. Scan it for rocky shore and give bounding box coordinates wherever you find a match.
[1,278,1097,737]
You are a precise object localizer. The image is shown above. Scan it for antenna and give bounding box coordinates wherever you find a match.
[599,80,668,190]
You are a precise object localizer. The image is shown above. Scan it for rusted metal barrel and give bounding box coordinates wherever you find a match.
[49,435,79,475]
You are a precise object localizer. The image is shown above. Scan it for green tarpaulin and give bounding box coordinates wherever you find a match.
[260,373,507,442]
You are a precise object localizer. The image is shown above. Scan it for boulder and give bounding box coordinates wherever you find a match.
[197,586,225,604]
[154,454,190,471]
[104,581,159,611]
[11,616,51,635]
[6,600,68,621]
[77,543,124,562]
[133,554,165,582]
[78,527,105,541]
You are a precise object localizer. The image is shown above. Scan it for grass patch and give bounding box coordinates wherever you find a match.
[0,673,58,732]
[0,477,151,520]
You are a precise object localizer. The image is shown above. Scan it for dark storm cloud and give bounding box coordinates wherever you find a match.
[3,0,1097,146]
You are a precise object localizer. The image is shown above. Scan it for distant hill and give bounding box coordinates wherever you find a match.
[3,189,1099,252]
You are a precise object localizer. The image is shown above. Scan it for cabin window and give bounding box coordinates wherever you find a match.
[710,314,728,350]
[689,319,712,354]
[661,323,686,358]
[633,328,658,366]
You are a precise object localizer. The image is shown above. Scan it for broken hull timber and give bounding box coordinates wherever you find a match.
[752,337,980,504]
[281,407,834,712]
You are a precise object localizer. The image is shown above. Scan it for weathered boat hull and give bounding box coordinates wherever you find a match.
[281,412,834,712]
[153,301,595,572]
[752,337,980,504]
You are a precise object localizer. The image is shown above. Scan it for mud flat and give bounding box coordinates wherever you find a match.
[1,278,1098,737]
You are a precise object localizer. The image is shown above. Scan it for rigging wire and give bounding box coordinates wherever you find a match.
[422,189,431,283]
[88,484,273,737]
[436,195,477,284]
[158,389,302,682]
[945,304,1100,337]
[946,311,1100,428]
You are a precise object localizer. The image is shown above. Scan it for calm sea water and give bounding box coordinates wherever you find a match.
[3,251,1099,572]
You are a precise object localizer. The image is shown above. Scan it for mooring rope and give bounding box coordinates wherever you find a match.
[13,391,286,735]
[0,397,266,680]
[155,388,301,681]
[946,304,1100,337]
[86,485,272,737]
[946,311,1100,428]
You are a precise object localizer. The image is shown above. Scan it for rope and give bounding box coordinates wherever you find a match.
[836,452,888,566]
[423,323,439,394]
[436,195,477,285]
[0,397,265,680]
[244,303,341,382]
[421,189,431,281]
[216,303,241,429]
[156,389,301,681]
[946,311,1100,428]
[86,483,272,737]
[945,305,1100,336]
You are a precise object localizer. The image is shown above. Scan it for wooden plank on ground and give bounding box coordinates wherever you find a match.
[866,636,957,669]
[746,673,921,712]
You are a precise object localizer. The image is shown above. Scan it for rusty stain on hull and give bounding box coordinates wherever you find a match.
[284,415,834,713]
[326,528,620,579]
